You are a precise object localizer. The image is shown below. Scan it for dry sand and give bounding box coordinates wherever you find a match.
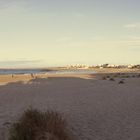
[0,73,140,140]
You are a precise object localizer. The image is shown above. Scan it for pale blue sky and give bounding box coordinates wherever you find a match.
[0,0,140,67]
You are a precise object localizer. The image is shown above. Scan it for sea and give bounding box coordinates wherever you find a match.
[0,69,95,75]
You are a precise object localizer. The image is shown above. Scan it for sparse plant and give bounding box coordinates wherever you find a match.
[106,75,110,78]
[125,75,130,78]
[132,75,136,78]
[9,108,72,140]
[114,75,118,78]
[102,76,107,80]
[109,78,115,81]
[118,80,124,84]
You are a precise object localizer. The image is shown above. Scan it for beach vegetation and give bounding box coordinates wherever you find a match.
[9,108,72,140]
[109,78,115,81]
[118,80,124,84]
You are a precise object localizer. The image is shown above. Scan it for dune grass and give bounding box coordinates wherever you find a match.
[102,76,107,80]
[9,108,72,140]
[118,80,124,84]
[109,78,115,81]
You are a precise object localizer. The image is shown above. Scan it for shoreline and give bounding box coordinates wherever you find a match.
[0,68,140,85]
[0,73,94,85]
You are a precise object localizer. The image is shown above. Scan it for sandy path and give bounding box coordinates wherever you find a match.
[0,76,140,140]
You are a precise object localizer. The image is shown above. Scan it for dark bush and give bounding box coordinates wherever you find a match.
[125,75,130,78]
[102,76,107,80]
[9,109,72,140]
[118,80,124,84]
[109,78,115,81]
[114,75,118,78]
[106,75,110,78]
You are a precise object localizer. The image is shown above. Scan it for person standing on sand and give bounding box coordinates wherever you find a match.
[31,73,34,78]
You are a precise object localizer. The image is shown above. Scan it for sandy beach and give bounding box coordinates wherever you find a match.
[1,0,140,139]
[0,73,140,140]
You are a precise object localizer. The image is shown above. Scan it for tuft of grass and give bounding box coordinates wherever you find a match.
[114,75,118,78]
[125,75,130,78]
[109,78,115,81]
[106,75,110,78]
[9,108,72,140]
[132,75,136,78]
[118,80,124,84]
[102,76,107,80]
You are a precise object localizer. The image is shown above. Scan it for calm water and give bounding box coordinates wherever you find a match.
[0,69,45,75]
[0,69,95,75]
[49,69,96,74]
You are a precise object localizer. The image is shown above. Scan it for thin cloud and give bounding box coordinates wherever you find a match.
[121,36,140,44]
[56,37,72,42]
[0,0,30,13]
[0,60,42,65]
[91,36,105,41]
[74,13,85,18]
[124,23,140,28]
[126,36,140,41]
[0,0,24,8]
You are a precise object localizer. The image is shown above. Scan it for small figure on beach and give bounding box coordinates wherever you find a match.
[12,74,14,78]
[31,73,34,78]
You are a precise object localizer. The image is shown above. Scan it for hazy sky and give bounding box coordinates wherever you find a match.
[0,0,140,67]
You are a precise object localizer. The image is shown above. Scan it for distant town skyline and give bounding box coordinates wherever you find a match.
[0,0,140,68]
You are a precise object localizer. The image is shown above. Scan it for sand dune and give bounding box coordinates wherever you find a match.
[0,74,140,140]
